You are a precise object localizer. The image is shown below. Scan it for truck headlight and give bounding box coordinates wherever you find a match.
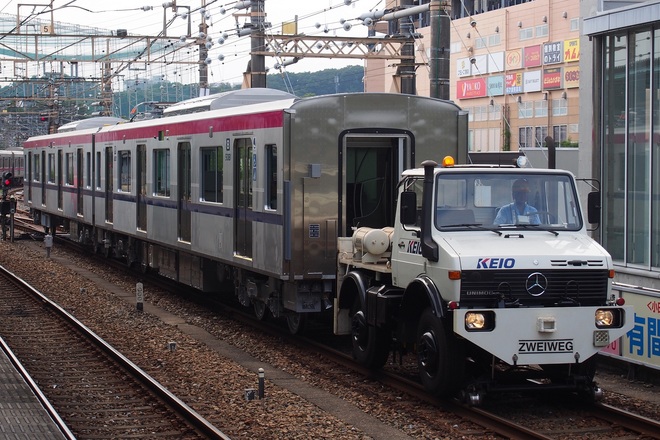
[464,311,495,331]
[595,308,623,328]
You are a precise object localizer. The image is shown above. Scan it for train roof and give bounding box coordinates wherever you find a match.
[57,117,127,133]
[0,148,22,154]
[163,88,296,116]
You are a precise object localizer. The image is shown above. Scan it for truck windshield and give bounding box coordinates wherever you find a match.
[434,172,582,231]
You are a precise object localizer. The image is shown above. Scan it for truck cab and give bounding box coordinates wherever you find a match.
[336,158,634,403]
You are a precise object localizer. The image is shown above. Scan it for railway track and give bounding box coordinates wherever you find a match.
[209,287,660,439]
[7,210,660,439]
[0,264,229,440]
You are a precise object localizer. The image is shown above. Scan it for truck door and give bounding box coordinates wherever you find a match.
[391,178,427,288]
[234,138,253,259]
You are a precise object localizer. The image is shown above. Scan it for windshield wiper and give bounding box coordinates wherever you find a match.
[441,223,502,236]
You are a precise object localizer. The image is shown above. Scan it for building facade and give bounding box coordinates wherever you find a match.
[583,0,660,369]
[364,0,581,152]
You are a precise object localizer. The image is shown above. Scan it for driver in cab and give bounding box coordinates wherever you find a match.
[494,179,540,225]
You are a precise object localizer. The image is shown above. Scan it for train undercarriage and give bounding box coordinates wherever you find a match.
[40,213,329,336]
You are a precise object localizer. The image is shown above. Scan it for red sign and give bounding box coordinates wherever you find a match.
[524,45,541,68]
[543,67,562,89]
[456,78,487,99]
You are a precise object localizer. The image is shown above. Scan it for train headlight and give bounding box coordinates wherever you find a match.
[595,308,623,328]
[464,311,494,332]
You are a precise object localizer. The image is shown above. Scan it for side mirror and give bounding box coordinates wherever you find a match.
[587,191,600,224]
[400,191,417,225]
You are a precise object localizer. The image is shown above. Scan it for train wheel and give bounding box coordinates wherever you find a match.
[253,300,269,321]
[351,308,390,369]
[416,308,464,396]
[286,312,306,334]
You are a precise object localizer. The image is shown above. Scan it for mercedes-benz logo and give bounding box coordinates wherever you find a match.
[525,272,548,296]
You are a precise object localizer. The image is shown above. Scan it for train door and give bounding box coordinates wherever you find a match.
[234,138,253,259]
[178,142,191,242]
[105,147,113,223]
[57,150,63,210]
[343,135,409,236]
[136,144,147,231]
[76,148,83,215]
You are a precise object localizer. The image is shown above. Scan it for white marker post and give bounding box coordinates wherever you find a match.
[136,282,144,311]
[44,234,53,258]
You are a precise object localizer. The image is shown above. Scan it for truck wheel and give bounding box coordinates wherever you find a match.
[416,308,464,396]
[351,309,390,369]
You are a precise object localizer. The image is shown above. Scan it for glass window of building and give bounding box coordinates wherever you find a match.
[535,100,548,118]
[600,28,660,268]
[518,101,533,119]
[552,99,567,116]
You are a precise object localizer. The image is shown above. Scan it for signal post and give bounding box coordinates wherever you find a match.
[1,172,16,241]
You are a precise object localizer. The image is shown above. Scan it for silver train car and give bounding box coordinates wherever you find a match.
[23,89,467,331]
[0,148,24,187]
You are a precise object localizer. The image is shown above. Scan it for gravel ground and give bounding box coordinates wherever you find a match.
[1,236,658,439]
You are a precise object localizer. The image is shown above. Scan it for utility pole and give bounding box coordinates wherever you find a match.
[397,0,416,95]
[429,0,451,100]
[100,39,113,116]
[199,0,209,96]
[250,0,267,88]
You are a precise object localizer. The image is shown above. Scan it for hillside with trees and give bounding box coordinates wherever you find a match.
[265,65,364,96]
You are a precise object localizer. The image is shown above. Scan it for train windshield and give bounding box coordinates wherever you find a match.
[434,172,583,231]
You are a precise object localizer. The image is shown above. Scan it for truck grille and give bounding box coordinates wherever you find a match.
[460,269,609,307]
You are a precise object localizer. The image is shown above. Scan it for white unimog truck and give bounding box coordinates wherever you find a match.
[334,157,634,404]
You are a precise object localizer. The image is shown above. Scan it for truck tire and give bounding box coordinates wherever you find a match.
[416,308,464,396]
[351,309,390,369]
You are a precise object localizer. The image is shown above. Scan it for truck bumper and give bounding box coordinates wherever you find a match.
[453,305,634,365]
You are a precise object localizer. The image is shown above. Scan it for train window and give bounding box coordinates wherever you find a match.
[48,153,55,183]
[265,144,277,210]
[154,149,171,197]
[86,152,91,187]
[119,150,131,192]
[65,153,74,185]
[201,146,223,203]
[96,151,101,188]
[34,154,40,182]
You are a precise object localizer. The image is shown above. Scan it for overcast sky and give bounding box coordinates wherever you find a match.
[0,0,381,86]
